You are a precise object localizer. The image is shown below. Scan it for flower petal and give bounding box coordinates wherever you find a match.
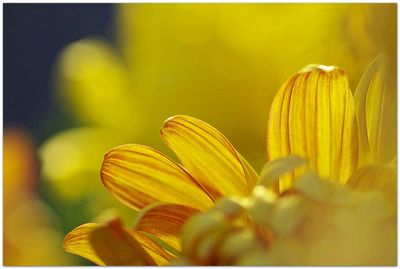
[63,223,104,266]
[259,155,308,190]
[125,229,175,265]
[134,203,200,252]
[160,115,259,200]
[56,38,142,131]
[347,164,396,203]
[354,56,397,165]
[267,65,358,192]
[64,220,174,266]
[88,219,156,265]
[101,144,214,211]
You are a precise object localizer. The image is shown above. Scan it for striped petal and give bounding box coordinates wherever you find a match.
[101,144,213,211]
[347,165,396,203]
[354,56,397,165]
[64,219,173,266]
[63,223,104,265]
[89,219,156,265]
[127,230,175,265]
[267,65,358,192]
[160,115,259,200]
[134,203,200,252]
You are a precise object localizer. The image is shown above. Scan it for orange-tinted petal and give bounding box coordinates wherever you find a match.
[161,115,259,200]
[267,65,358,192]
[63,223,104,266]
[64,219,175,266]
[89,219,156,265]
[127,230,175,265]
[101,144,213,211]
[134,203,200,252]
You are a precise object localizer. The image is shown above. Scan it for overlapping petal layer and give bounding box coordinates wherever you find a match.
[161,115,259,200]
[354,57,397,165]
[64,219,173,266]
[63,223,105,266]
[135,203,200,252]
[267,65,358,192]
[89,219,156,265]
[259,155,307,190]
[347,165,396,203]
[101,144,213,211]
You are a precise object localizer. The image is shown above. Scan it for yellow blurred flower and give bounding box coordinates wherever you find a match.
[43,4,395,204]
[4,128,75,265]
[4,128,38,195]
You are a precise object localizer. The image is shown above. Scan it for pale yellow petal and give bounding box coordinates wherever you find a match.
[134,203,200,252]
[354,56,397,165]
[347,164,396,203]
[101,144,213,211]
[56,38,142,131]
[63,223,105,266]
[293,171,337,203]
[294,171,359,207]
[259,155,307,190]
[161,115,259,200]
[267,65,358,192]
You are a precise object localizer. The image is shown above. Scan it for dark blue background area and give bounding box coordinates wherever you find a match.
[4,4,113,141]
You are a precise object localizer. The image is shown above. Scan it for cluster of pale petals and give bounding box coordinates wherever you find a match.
[176,172,396,265]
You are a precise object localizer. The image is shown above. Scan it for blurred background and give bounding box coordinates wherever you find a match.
[3,3,396,265]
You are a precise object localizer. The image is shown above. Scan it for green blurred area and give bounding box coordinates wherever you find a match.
[4,4,396,265]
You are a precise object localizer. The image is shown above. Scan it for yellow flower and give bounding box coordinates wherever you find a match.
[63,56,395,265]
[38,10,395,250]
[176,58,396,265]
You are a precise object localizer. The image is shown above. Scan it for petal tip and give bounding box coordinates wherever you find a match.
[299,64,342,74]
[161,115,188,130]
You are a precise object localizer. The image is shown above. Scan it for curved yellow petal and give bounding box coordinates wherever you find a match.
[160,115,259,200]
[347,164,396,203]
[101,144,214,211]
[64,219,174,266]
[259,155,308,190]
[354,56,397,165]
[64,223,104,266]
[267,65,358,192]
[134,203,200,252]
[88,219,156,265]
[127,230,175,265]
